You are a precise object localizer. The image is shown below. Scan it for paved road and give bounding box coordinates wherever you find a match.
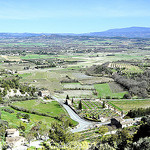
[52,96,110,132]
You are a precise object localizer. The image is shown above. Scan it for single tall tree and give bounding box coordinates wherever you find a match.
[102,101,106,108]
[66,95,69,100]
[79,100,82,110]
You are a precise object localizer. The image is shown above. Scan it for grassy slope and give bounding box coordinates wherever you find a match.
[0,106,55,133]
[0,100,78,132]
[10,100,78,126]
[11,100,65,117]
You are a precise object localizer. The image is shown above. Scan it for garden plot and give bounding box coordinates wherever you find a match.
[79,109,118,121]
[72,100,119,121]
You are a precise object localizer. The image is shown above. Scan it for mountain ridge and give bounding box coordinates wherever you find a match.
[83,27,150,38]
[0,27,150,38]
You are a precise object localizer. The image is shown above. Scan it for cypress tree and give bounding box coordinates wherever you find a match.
[102,101,105,108]
[66,95,69,100]
[79,100,82,110]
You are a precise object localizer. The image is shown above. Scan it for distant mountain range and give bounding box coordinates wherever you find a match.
[1,27,150,38]
[82,27,150,38]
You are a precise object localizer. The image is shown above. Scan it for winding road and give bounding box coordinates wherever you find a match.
[52,96,110,132]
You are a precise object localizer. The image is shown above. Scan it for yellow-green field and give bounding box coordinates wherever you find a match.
[109,99,150,113]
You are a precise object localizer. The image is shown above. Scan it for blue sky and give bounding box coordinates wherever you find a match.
[0,0,150,33]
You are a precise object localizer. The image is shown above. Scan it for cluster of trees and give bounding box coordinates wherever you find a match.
[35,64,56,69]
[49,121,79,143]
[60,79,78,83]
[0,79,19,89]
[0,78,37,97]
[113,73,148,98]
[0,120,8,140]
[25,121,49,143]
[9,96,37,102]
[19,85,36,96]
[86,64,112,76]
[126,107,150,118]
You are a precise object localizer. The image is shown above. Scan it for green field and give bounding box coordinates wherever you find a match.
[11,100,66,117]
[20,54,55,59]
[20,54,83,60]
[114,54,144,60]
[94,83,127,98]
[1,100,78,131]
[109,99,150,113]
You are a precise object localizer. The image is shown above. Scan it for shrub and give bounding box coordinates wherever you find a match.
[2,108,14,113]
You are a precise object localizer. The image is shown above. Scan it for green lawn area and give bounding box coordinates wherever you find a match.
[11,100,66,117]
[109,99,150,113]
[94,83,127,98]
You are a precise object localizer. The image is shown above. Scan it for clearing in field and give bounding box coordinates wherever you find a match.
[109,99,150,113]
[94,83,127,98]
